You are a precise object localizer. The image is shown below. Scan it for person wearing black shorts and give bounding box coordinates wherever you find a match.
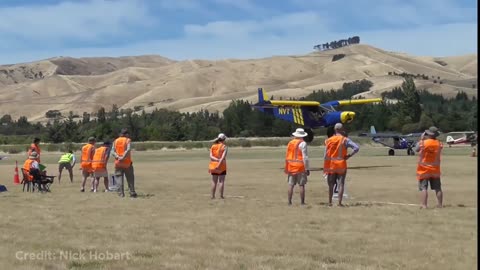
[208,133,228,199]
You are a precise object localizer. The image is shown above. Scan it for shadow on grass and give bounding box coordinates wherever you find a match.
[137,193,155,199]
[315,201,475,209]
[305,165,394,172]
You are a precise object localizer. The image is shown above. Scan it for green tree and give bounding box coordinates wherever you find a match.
[395,78,422,128]
[0,114,12,124]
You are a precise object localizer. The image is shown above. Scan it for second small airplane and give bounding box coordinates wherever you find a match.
[359,126,423,156]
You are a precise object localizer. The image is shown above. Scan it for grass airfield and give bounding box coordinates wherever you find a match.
[0,146,477,270]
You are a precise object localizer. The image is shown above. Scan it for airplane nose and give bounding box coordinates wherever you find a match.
[340,111,356,123]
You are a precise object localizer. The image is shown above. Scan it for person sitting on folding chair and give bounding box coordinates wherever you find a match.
[23,152,45,192]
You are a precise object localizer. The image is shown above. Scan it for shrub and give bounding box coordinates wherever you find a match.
[434,60,448,66]
[332,54,345,62]
[238,139,251,148]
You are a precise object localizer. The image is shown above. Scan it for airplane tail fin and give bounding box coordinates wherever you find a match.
[257,88,269,104]
[446,136,454,143]
[370,126,376,135]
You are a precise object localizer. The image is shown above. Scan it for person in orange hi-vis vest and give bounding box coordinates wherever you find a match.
[23,151,44,191]
[27,137,41,163]
[285,128,310,205]
[415,126,443,209]
[112,128,137,198]
[209,133,228,199]
[80,137,96,192]
[92,141,111,193]
[324,123,359,207]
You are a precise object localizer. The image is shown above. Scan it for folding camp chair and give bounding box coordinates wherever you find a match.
[21,168,33,192]
[22,168,55,192]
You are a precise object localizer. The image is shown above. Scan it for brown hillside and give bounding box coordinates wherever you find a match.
[0,44,476,122]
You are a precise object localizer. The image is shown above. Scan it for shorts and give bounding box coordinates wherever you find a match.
[58,162,72,171]
[288,173,307,186]
[94,168,109,178]
[418,178,442,191]
[211,170,227,176]
[81,168,93,177]
[327,173,346,186]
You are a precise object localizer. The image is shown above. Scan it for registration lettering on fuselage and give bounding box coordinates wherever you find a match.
[278,107,291,115]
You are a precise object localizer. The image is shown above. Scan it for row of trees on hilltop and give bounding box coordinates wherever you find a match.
[0,78,476,144]
[313,36,360,51]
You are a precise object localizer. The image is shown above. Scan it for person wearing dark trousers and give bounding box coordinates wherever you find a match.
[112,128,137,198]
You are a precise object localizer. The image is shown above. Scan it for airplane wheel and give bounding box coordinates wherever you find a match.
[407,148,414,156]
[388,149,395,156]
[304,128,314,143]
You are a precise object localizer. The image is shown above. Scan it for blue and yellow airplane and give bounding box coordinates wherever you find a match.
[252,88,382,142]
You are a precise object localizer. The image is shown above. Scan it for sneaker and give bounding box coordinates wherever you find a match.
[93,189,97,193]
[80,188,85,192]
[130,193,137,198]
[104,189,109,193]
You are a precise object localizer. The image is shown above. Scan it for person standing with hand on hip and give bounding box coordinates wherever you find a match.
[324,123,359,207]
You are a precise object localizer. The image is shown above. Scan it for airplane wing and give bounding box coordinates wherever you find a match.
[252,88,320,107]
[403,132,424,137]
[361,133,402,138]
[321,98,382,107]
[447,131,476,134]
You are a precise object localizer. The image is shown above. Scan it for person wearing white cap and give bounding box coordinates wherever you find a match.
[285,128,310,205]
[208,133,228,199]
[323,123,359,206]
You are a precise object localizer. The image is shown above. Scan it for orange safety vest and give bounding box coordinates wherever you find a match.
[114,137,132,169]
[92,146,108,170]
[209,143,227,173]
[324,134,348,175]
[23,159,35,181]
[27,143,41,163]
[285,138,305,174]
[81,143,95,171]
[416,139,442,180]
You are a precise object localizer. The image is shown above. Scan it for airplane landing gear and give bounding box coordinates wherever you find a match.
[388,149,395,156]
[407,148,415,156]
[304,128,314,143]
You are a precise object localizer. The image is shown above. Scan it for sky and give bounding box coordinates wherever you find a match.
[0,0,477,64]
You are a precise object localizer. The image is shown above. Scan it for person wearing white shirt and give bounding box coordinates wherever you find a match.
[285,128,310,205]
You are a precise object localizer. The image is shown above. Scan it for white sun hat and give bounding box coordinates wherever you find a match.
[292,128,308,138]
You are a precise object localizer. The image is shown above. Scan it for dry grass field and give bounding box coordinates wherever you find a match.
[0,146,477,270]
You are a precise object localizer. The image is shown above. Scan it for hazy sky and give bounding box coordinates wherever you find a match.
[0,0,477,64]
